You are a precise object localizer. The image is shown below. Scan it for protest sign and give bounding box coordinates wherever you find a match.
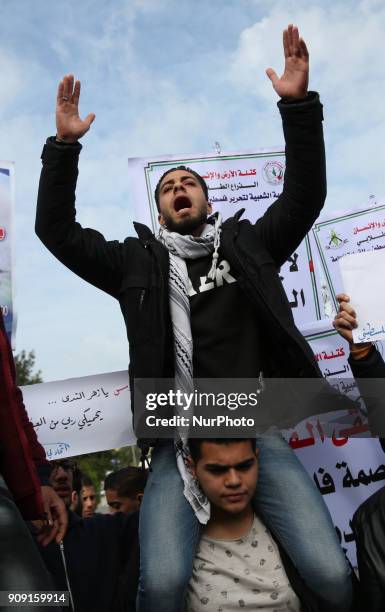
[339,249,385,343]
[128,149,322,327]
[0,162,15,346]
[284,319,385,565]
[312,201,385,311]
[23,323,385,566]
[295,437,385,566]
[21,370,134,459]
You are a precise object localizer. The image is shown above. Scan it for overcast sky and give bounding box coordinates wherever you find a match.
[2,0,385,381]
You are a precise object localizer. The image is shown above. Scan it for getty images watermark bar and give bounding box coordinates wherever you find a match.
[133,377,385,439]
[0,592,69,607]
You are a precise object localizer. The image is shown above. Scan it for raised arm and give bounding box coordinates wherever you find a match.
[36,76,129,298]
[254,25,326,267]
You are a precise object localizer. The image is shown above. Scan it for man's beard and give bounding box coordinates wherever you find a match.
[162,210,208,235]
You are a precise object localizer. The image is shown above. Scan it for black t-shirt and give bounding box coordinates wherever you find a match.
[186,250,262,378]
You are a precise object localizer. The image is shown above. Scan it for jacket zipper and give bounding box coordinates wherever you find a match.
[59,540,76,612]
[138,289,146,311]
[138,240,150,313]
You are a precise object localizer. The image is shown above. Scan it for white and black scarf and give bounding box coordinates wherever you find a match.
[157,214,222,523]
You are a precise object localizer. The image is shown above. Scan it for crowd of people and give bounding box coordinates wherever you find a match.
[1,22,385,612]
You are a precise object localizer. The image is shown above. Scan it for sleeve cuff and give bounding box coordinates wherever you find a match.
[278,91,319,106]
[41,136,82,159]
[277,91,323,122]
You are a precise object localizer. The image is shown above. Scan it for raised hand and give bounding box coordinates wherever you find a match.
[333,293,373,353]
[32,486,68,546]
[56,74,95,142]
[333,294,358,345]
[266,24,309,99]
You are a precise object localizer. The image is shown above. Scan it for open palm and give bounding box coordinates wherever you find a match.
[266,25,309,99]
[56,74,95,142]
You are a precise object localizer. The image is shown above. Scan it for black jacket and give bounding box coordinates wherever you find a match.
[345,347,385,612]
[349,346,385,435]
[36,510,139,612]
[353,486,385,612]
[36,93,327,432]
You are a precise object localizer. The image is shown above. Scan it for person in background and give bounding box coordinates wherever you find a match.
[0,309,67,604]
[80,474,97,518]
[105,467,147,514]
[36,458,139,612]
[69,463,83,515]
[334,293,385,611]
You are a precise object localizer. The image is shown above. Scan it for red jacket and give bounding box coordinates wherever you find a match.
[0,312,49,519]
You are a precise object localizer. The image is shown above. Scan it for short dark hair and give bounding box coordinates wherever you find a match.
[51,458,77,474]
[188,438,257,464]
[117,469,148,498]
[72,466,83,495]
[104,466,147,496]
[80,474,94,489]
[154,166,209,212]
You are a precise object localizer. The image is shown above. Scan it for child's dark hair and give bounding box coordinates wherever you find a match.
[188,438,257,463]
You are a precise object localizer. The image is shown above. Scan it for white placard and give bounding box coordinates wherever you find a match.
[295,437,385,566]
[339,249,385,343]
[287,319,385,565]
[21,370,134,459]
[286,320,371,454]
[312,202,385,311]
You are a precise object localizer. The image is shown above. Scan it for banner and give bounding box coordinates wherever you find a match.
[23,340,385,566]
[295,437,385,566]
[127,149,322,328]
[283,319,385,565]
[0,162,15,346]
[340,250,385,344]
[21,370,134,460]
[312,201,385,310]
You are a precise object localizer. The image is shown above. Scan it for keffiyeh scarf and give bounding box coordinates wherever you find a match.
[157,214,222,523]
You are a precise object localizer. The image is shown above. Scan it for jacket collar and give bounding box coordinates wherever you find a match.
[233,208,245,221]
[221,208,245,235]
[133,222,155,243]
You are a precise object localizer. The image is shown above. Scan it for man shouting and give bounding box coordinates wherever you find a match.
[36,25,353,612]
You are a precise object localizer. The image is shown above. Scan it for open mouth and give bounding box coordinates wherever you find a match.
[173,195,192,212]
